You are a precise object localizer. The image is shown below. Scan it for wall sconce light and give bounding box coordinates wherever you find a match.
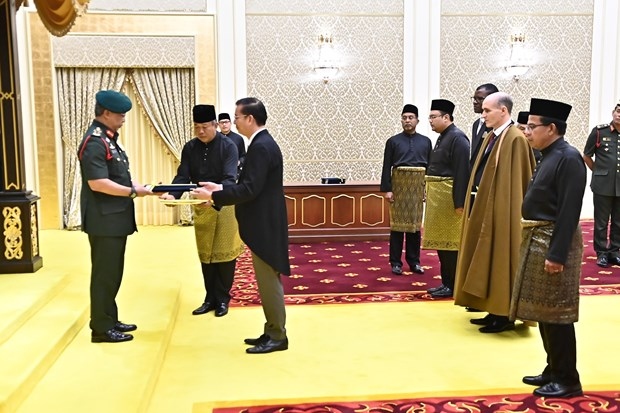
[313,34,339,83]
[504,33,531,81]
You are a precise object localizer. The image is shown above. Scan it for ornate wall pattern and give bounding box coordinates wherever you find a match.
[246,0,404,182]
[52,36,195,68]
[246,0,402,15]
[440,0,594,149]
[87,0,209,12]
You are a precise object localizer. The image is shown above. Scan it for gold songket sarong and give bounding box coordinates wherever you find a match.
[390,166,426,232]
[509,220,582,324]
[193,205,245,263]
[422,176,462,251]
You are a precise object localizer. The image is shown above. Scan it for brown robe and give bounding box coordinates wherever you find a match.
[454,125,536,315]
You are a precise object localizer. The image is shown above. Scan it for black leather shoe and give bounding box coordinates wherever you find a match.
[430,286,453,298]
[609,255,620,266]
[215,303,228,317]
[391,264,403,275]
[115,321,137,332]
[427,284,446,294]
[479,318,515,333]
[466,307,483,312]
[192,301,215,315]
[596,255,609,267]
[533,382,583,398]
[470,314,494,325]
[246,337,288,354]
[411,264,424,274]
[91,329,133,343]
[523,374,551,387]
[244,334,270,346]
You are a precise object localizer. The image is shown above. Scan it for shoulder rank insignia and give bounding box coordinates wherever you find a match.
[91,127,102,137]
[596,123,609,129]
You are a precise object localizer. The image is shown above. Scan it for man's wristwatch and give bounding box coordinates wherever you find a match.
[129,186,137,199]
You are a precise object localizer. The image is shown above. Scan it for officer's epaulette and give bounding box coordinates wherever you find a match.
[90,126,103,137]
[596,123,609,129]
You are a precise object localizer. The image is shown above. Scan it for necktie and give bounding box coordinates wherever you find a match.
[484,132,497,155]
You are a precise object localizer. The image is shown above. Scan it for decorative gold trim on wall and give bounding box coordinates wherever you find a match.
[30,204,38,256]
[3,206,23,260]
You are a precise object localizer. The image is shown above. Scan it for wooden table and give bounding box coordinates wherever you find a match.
[284,181,389,243]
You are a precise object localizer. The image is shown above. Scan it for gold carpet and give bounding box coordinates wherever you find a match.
[0,226,619,413]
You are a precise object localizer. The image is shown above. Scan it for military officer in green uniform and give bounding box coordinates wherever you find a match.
[78,90,154,343]
[583,99,620,267]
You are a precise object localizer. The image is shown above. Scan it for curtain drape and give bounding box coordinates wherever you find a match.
[56,67,126,229]
[119,84,180,226]
[129,68,195,224]
[130,68,194,161]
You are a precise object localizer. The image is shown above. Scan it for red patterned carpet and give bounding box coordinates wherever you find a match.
[230,220,620,306]
[213,391,620,413]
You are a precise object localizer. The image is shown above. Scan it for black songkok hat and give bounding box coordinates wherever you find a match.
[430,99,455,115]
[193,105,216,123]
[95,90,132,113]
[528,98,572,122]
[517,111,529,125]
[218,113,231,121]
[401,104,418,117]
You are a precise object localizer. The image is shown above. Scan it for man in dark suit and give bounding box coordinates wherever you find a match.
[218,112,246,175]
[470,84,499,167]
[192,97,290,354]
[78,90,155,343]
[583,99,620,267]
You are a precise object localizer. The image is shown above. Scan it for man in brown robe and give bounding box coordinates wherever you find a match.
[454,92,536,333]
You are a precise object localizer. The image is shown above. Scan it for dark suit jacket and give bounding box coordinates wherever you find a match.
[470,118,488,167]
[212,129,291,275]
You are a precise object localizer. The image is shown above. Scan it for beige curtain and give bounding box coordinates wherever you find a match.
[129,68,195,160]
[128,68,195,225]
[119,84,181,225]
[56,67,126,229]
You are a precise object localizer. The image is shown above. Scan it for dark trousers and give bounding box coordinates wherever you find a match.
[201,260,237,305]
[389,230,421,268]
[539,322,580,385]
[437,249,458,290]
[88,235,127,334]
[593,193,620,257]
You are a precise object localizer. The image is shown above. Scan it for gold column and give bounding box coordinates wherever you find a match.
[0,0,42,273]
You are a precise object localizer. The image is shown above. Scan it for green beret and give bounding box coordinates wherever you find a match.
[95,90,132,113]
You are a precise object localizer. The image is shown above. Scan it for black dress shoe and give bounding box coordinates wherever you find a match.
[115,321,137,332]
[430,286,453,298]
[192,302,215,315]
[427,284,446,294]
[246,337,288,354]
[411,264,425,274]
[244,334,270,346]
[533,382,583,398]
[91,329,133,343]
[609,255,620,266]
[391,264,403,275]
[596,255,609,267]
[523,374,551,387]
[466,307,483,312]
[470,313,494,326]
[214,303,228,317]
[479,318,515,333]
